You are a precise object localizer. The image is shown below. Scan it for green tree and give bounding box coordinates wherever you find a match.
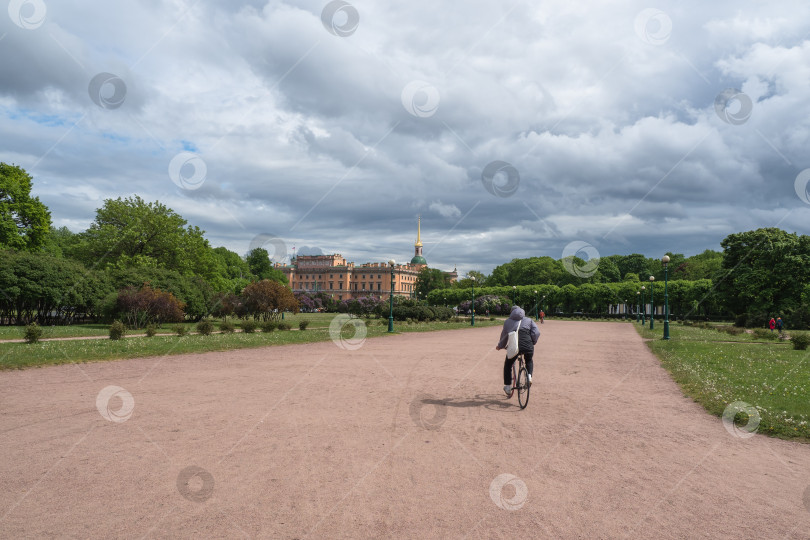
[245,248,288,284]
[76,196,216,278]
[0,250,110,324]
[595,257,621,282]
[0,163,51,251]
[675,250,722,281]
[716,228,809,320]
[414,267,451,297]
[615,254,649,280]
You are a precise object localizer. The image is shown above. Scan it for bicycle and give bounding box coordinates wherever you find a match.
[506,352,530,409]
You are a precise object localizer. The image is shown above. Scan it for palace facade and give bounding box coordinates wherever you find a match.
[276,218,457,301]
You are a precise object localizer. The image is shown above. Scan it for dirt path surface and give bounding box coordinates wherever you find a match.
[2,320,810,539]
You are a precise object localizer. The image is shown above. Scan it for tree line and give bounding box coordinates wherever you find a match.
[0,164,294,325]
[3,164,808,328]
[419,228,810,328]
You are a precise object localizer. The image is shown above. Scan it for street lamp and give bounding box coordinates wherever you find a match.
[636,291,640,323]
[388,260,395,333]
[649,275,655,330]
[542,295,546,316]
[641,286,646,325]
[624,299,627,320]
[534,290,538,320]
[471,276,476,326]
[512,285,517,306]
[662,255,670,340]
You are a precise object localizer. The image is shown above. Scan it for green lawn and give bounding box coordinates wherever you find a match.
[636,322,810,441]
[0,316,501,369]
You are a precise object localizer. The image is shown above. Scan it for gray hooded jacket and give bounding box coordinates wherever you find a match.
[496,306,540,351]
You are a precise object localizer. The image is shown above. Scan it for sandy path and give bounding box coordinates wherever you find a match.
[1,320,810,539]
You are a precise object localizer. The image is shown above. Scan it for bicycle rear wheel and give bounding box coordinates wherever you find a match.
[517,366,530,409]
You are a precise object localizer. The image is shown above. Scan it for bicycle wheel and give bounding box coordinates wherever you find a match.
[517,366,530,409]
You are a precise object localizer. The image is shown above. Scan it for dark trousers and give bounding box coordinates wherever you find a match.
[504,351,534,385]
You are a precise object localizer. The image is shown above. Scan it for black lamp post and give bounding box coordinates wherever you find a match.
[636,291,640,323]
[649,275,655,330]
[534,290,538,320]
[662,255,670,340]
[388,260,395,333]
[512,285,516,306]
[471,276,476,326]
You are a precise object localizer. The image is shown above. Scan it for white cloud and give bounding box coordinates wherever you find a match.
[1,0,810,274]
[429,200,461,218]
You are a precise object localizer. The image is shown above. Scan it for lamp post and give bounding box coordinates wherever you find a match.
[534,290,538,320]
[649,275,655,330]
[662,255,670,340]
[387,260,395,333]
[471,276,476,326]
[636,291,640,323]
[512,285,517,306]
[641,286,646,325]
[542,295,546,317]
[624,299,627,320]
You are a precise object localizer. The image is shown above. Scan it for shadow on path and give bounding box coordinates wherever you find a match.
[421,394,520,412]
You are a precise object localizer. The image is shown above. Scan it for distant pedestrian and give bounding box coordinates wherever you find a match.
[776,317,784,333]
[769,317,776,332]
[539,310,545,324]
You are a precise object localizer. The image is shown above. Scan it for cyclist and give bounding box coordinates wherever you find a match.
[495,305,540,396]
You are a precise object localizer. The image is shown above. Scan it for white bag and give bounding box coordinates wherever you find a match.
[506,320,521,359]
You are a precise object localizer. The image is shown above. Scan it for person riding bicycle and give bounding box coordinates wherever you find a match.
[495,305,540,396]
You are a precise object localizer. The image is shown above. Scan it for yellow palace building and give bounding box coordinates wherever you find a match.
[276,218,457,301]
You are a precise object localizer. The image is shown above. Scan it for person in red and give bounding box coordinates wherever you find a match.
[539,310,545,324]
[769,317,776,332]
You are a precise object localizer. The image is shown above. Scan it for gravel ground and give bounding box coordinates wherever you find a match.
[1,320,810,539]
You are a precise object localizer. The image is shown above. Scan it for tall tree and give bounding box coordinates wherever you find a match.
[0,163,51,251]
[76,195,215,278]
[717,228,810,318]
[414,267,451,298]
[245,248,288,284]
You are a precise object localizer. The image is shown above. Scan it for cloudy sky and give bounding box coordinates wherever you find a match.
[3,0,810,276]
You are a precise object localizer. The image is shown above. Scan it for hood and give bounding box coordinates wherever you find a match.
[509,306,525,320]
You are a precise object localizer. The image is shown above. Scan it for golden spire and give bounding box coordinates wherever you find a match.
[415,215,422,247]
